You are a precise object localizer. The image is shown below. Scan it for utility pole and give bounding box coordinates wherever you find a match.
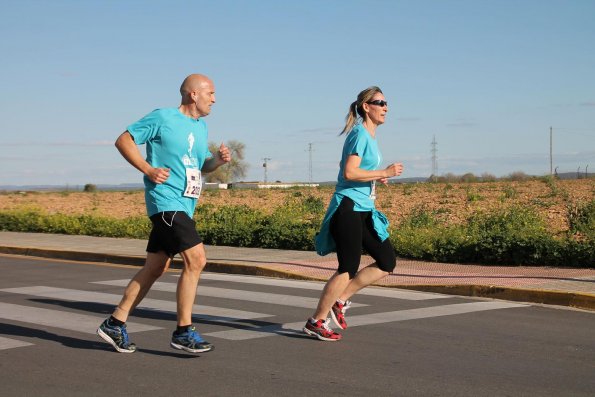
[431,135,438,181]
[550,126,553,175]
[262,157,271,183]
[307,143,314,183]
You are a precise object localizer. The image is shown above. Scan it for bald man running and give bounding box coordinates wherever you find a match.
[97,74,231,354]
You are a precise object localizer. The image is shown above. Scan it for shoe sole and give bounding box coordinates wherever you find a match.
[330,310,347,330]
[302,326,341,342]
[97,328,136,353]
[170,342,214,353]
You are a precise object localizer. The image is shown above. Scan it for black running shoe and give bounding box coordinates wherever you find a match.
[170,326,214,353]
[97,318,137,353]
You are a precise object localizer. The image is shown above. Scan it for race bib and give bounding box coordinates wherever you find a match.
[370,180,377,200]
[183,168,202,199]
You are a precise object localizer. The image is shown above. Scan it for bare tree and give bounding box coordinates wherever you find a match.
[205,140,249,183]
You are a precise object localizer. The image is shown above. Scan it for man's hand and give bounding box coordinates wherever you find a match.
[147,167,170,184]
[217,142,231,164]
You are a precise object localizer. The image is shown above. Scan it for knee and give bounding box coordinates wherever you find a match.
[185,255,207,273]
[145,263,168,280]
[378,256,396,273]
[338,269,357,280]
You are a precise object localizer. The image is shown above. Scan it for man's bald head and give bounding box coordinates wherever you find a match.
[178,74,216,118]
[180,74,212,98]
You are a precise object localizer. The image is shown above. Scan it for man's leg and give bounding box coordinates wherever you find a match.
[176,243,207,326]
[169,242,213,353]
[112,251,171,322]
[97,251,171,353]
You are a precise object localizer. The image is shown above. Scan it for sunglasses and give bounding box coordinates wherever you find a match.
[367,100,388,107]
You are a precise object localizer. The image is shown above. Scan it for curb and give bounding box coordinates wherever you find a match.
[2,246,594,311]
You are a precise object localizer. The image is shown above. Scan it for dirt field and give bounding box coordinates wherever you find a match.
[1,179,593,235]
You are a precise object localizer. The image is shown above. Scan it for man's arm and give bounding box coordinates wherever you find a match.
[201,142,231,173]
[115,131,170,184]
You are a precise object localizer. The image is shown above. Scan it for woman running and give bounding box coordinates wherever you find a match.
[303,86,403,341]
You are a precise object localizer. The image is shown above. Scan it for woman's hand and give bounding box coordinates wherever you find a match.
[384,162,403,178]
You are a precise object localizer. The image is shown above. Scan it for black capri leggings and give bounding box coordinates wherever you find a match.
[330,197,397,279]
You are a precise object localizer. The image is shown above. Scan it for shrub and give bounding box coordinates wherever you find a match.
[463,207,558,265]
[567,199,595,238]
[83,184,97,192]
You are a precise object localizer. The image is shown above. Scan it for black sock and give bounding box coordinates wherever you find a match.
[176,324,192,334]
[109,316,125,327]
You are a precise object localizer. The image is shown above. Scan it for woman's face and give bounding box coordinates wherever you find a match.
[364,93,388,125]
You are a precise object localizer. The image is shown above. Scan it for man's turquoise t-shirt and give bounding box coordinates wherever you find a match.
[127,108,212,218]
[335,123,382,211]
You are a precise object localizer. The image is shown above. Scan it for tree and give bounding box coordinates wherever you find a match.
[205,140,249,183]
[83,183,97,192]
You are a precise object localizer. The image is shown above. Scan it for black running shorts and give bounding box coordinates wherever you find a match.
[146,211,202,256]
[330,197,397,279]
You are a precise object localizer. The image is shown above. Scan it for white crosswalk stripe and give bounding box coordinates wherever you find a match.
[92,279,369,309]
[204,301,528,340]
[0,335,33,350]
[0,274,528,350]
[1,286,271,322]
[0,302,160,335]
[197,273,450,300]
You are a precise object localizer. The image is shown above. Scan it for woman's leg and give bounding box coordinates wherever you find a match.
[339,214,396,301]
[310,198,362,320]
[312,271,351,320]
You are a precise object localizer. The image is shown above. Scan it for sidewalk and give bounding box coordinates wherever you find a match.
[1,231,594,311]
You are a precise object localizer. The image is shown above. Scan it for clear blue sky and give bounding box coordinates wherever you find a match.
[1,0,594,186]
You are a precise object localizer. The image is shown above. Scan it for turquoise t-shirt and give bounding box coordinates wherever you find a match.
[335,123,382,211]
[127,108,212,218]
[315,123,389,256]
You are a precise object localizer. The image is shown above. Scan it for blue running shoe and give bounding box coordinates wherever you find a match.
[97,318,137,353]
[170,326,213,353]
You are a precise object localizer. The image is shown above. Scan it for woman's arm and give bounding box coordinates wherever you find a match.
[343,154,403,182]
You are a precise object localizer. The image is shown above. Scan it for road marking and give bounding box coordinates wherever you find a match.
[204,301,528,340]
[0,302,160,334]
[0,336,33,351]
[92,280,368,309]
[197,273,450,300]
[0,286,271,322]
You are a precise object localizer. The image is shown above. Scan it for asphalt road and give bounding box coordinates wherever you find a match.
[1,254,594,397]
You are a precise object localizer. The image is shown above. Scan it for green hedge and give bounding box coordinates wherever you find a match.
[1,196,593,268]
[0,210,150,239]
[391,205,594,267]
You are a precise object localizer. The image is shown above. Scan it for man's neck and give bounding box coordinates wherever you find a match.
[178,104,200,120]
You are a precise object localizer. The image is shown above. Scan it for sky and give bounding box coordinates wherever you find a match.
[1,0,594,186]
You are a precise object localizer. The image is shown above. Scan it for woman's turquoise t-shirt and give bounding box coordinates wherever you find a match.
[335,123,382,211]
[315,123,389,255]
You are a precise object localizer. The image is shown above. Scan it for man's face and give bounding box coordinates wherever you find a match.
[193,80,216,117]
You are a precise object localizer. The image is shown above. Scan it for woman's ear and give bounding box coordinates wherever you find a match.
[361,102,369,114]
